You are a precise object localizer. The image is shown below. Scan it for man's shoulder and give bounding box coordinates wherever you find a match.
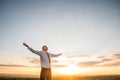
[35,50,42,55]
[40,51,51,54]
[38,51,43,53]
[39,51,47,54]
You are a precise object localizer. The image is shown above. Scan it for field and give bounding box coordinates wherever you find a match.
[0,75,120,80]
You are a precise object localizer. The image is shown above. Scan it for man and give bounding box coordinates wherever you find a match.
[23,43,62,80]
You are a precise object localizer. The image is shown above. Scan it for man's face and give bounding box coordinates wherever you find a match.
[42,46,48,51]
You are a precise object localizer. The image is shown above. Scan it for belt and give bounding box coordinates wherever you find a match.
[42,67,51,70]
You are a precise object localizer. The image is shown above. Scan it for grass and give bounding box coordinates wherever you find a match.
[0,75,120,80]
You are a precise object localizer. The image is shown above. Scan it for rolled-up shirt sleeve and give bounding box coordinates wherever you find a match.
[50,53,62,57]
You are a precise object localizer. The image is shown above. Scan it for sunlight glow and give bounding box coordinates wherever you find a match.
[59,65,79,75]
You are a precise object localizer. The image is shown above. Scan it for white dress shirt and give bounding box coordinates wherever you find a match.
[27,47,62,68]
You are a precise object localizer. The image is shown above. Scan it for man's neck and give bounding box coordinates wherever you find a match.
[43,50,47,52]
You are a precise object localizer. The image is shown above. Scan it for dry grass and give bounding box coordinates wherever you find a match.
[0,75,120,80]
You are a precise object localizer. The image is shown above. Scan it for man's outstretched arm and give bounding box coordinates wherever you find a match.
[23,42,39,54]
[50,53,62,57]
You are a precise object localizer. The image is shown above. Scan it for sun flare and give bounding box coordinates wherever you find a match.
[59,65,79,75]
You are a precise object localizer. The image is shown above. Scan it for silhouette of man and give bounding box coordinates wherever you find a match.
[23,43,62,80]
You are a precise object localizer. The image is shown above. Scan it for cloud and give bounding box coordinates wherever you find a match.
[96,56,105,59]
[52,64,68,68]
[27,57,68,68]
[67,54,91,58]
[52,59,59,63]
[0,64,41,68]
[77,53,120,67]
[51,53,120,68]
[27,57,60,64]
[77,61,98,67]
[101,61,120,66]
[109,53,120,59]
[0,64,29,67]
[27,57,40,64]
[100,58,113,63]
[3,53,119,69]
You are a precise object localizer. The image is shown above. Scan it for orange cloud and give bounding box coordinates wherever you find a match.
[52,64,68,68]
[1,53,120,69]
[0,64,28,67]
[77,53,120,67]
[27,57,40,65]
[67,54,91,58]
[0,53,120,76]
[109,53,120,59]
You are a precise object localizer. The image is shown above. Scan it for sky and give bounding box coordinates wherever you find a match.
[0,0,120,77]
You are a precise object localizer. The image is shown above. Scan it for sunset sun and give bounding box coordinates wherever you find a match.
[59,65,79,75]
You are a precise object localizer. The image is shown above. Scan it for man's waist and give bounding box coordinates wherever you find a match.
[41,63,51,68]
[42,67,51,70]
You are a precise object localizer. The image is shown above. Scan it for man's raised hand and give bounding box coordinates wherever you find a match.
[23,42,29,47]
